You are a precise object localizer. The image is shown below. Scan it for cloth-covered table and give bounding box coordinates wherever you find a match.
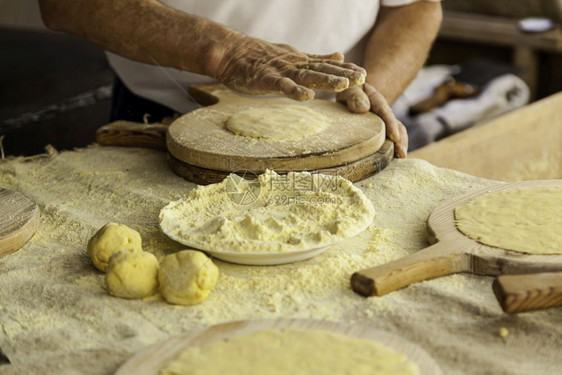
[0,146,560,374]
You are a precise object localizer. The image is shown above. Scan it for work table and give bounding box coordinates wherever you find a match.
[0,145,560,374]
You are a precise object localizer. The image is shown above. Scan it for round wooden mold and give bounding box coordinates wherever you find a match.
[0,188,40,257]
[166,84,390,183]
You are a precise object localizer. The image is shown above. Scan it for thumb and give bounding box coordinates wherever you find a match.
[337,86,370,113]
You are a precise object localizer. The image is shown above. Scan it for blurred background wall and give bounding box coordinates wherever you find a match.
[0,0,113,156]
[0,0,44,29]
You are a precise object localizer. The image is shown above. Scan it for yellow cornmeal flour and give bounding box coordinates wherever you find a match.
[159,170,375,253]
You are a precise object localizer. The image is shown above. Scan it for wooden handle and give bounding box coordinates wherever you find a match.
[351,241,470,297]
[492,272,562,314]
[410,81,479,115]
[409,84,451,115]
[95,121,168,150]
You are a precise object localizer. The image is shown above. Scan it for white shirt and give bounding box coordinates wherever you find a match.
[107,0,430,113]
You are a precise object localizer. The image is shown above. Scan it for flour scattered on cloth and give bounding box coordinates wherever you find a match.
[1,146,561,375]
[159,170,374,253]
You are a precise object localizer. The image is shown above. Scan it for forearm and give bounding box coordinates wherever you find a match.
[39,0,236,77]
[363,2,442,104]
[39,0,366,101]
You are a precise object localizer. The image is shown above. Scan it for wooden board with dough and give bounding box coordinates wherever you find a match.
[0,188,40,257]
[115,318,442,375]
[352,180,562,297]
[96,83,393,185]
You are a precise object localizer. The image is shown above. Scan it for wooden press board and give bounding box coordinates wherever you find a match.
[115,319,441,375]
[96,84,393,184]
[167,140,394,185]
[0,188,40,256]
[166,83,388,169]
[352,180,562,297]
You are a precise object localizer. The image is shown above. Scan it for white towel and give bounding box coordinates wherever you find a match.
[394,70,530,150]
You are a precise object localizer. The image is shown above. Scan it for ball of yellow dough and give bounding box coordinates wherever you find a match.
[159,250,219,306]
[87,222,142,272]
[106,250,159,299]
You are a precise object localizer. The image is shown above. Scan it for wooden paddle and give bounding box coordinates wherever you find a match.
[0,188,40,256]
[351,180,562,297]
[493,272,562,314]
[115,318,441,375]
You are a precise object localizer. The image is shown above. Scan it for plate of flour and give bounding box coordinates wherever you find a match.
[159,170,375,265]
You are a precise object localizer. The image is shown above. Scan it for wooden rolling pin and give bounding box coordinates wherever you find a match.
[493,272,562,314]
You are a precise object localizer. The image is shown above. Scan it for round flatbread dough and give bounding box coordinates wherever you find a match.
[159,170,375,253]
[160,329,419,375]
[455,186,562,254]
[225,105,329,140]
[87,222,143,272]
[159,250,219,306]
[105,250,159,299]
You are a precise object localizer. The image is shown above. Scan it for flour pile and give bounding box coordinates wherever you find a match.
[159,170,375,253]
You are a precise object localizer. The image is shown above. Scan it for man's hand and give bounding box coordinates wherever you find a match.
[337,2,441,158]
[337,83,408,158]
[39,0,366,103]
[213,36,367,101]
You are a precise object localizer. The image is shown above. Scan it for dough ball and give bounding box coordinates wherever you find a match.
[87,223,142,272]
[106,250,159,299]
[159,250,219,306]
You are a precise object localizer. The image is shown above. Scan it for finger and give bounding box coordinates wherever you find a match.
[336,86,370,113]
[394,121,409,158]
[364,83,400,143]
[289,69,349,92]
[261,75,315,101]
[320,60,368,77]
[302,62,366,86]
[307,51,344,62]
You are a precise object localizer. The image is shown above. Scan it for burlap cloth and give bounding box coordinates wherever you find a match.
[0,146,560,374]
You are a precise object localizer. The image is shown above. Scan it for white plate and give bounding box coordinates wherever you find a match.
[196,244,329,265]
[160,224,333,265]
[159,170,374,265]
[160,219,371,266]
